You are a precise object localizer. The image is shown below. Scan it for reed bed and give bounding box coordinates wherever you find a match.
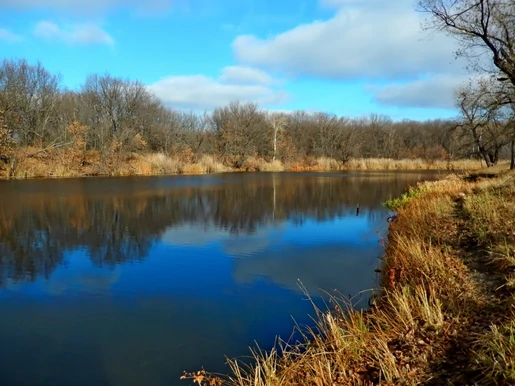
[0,146,491,180]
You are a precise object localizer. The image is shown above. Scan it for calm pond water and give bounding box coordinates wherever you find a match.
[0,171,443,386]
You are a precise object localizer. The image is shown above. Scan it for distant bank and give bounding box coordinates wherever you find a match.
[0,148,485,180]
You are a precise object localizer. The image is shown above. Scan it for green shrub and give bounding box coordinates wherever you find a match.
[384,186,426,211]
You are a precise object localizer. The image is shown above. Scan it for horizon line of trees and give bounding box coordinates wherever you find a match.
[0,58,514,170]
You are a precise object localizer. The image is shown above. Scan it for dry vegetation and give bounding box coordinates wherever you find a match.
[0,147,231,179]
[0,146,485,180]
[182,166,515,386]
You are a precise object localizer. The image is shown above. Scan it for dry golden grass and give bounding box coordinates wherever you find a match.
[181,163,206,174]
[241,156,283,172]
[473,319,515,383]
[136,152,183,175]
[197,155,228,173]
[6,149,80,179]
[257,160,285,172]
[282,157,484,172]
[222,284,450,386]
[0,146,497,181]
[343,158,483,171]
[315,157,341,171]
[454,172,515,384]
[50,164,77,178]
[240,156,261,171]
[463,176,515,246]
[130,153,228,175]
[131,159,153,176]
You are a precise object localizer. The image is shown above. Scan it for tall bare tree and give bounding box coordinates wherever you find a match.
[419,0,515,167]
[267,112,288,161]
[0,59,61,145]
[210,102,269,166]
[334,118,363,164]
[79,74,162,152]
[456,78,513,166]
[418,0,515,85]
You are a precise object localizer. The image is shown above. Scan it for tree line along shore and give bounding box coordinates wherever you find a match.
[0,56,512,180]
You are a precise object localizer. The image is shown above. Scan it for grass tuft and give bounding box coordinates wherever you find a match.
[474,320,515,383]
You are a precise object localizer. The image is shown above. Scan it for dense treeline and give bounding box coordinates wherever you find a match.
[0,58,513,175]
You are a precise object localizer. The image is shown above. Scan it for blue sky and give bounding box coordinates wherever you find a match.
[0,0,470,120]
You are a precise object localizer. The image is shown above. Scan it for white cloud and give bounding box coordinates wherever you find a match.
[229,0,475,110]
[161,223,277,257]
[45,267,121,296]
[0,28,21,42]
[161,224,231,247]
[34,21,60,39]
[220,66,275,85]
[34,21,114,45]
[233,243,380,299]
[371,73,494,109]
[232,0,462,80]
[148,66,287,110]
[371,74,471,109]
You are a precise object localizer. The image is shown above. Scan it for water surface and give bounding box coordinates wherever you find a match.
[0,172,442,386]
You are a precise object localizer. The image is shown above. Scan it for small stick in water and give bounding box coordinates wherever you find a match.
[356,203,360,216]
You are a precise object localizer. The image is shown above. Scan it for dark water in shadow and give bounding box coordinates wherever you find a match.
[0,171,443,386]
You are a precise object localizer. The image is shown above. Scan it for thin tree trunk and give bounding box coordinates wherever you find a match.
[510,139,515,170]
[480,150,492,167]
[272,120,277,162]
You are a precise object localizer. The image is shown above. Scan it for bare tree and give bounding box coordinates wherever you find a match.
[418,0,515,85]
[188,112,217,158]
[359,114,393,157]
[509,101,515,168]
[457,78,512,166]
[210,102,269,167]
[334,118,363,164]
[0,59,62,145]
[267,112,288,161]
[489,79,515,168]
[139,107,186,154]
[79,74,163,152]
[311,112,341,158]
[0,110,14,163]
[419,0,515,167]
[286,111,317,157]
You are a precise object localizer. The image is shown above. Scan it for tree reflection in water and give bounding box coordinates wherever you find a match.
[0,172,440,286]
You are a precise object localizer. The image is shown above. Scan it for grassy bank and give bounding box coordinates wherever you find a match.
[0,147,485,179]
[182,165,515,385]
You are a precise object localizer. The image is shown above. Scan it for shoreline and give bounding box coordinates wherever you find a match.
[0,167,470,182]
[182,164,515,385]
[0,149,487,180]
